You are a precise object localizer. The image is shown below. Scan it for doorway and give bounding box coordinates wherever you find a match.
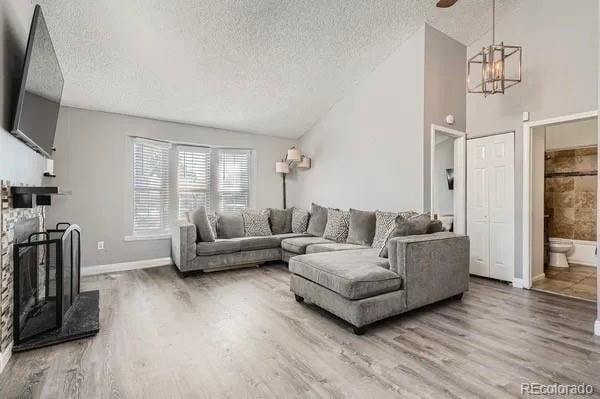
[430,124,466,234]
[525,113,598,302]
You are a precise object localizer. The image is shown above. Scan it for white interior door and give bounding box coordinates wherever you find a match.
[467,139,490,277]
[467,132,515,282]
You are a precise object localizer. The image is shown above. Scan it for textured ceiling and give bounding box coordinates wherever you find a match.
[36,0,520,138]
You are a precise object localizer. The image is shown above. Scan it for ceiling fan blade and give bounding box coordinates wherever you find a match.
[436,0,458,8]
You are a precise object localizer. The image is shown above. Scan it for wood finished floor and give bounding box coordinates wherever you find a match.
[1,263,599,399]
[532,264,597,302]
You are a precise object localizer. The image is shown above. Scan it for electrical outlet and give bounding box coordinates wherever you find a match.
[97,241,104,250]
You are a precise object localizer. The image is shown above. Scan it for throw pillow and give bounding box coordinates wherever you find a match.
[189,207,216,243]
[372,210,419,249]
[291,207,310,233]
[269,208,293,234]
[427,219,444,234]
[217,212,245,238]
[242,209,272,237]
[307,203,328,236]
[322,209,350,242]
[372,211,399,249]
[346,208,376,246]
[378,213,432,258]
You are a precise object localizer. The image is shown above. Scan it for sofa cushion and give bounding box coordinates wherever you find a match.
[307,203,328,237]
[306,243,369,254]
[289,250,402,300]
[235,236,281,251]
[196,239,241,256]
[242,209,272,236]
[322,209,350,242]
[379,213,431,258]
[281,236,333,254]
[272,232,309,243]
[291,207,310,233]
[189,206,216,243]
[269,208,293,234]
[347,208,376,246]
[217,212,245,238]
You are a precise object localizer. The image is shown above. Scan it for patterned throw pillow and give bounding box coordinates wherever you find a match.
[371,210,418,250]
[242,209,272,237]
[291,207,309,233]
[322,209,350,242]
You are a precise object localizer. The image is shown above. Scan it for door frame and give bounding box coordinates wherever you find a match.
[430,124,466,234]
[522,110,598,289]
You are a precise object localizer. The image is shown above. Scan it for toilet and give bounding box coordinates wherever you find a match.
[548,239,573,268]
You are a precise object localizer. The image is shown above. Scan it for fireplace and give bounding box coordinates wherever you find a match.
[12,222,99,352]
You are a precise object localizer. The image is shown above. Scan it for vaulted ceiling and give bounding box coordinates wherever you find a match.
[36,0,520,138]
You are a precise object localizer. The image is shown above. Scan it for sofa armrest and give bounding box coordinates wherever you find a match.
[171,220,197,272]
[387,233,469,311]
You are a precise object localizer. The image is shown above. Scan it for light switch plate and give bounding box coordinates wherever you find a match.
[97,241,104,250]
[522,111,530,122]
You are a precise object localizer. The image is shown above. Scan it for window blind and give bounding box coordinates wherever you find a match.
[133,138,171,232]
[177,147,211,219]
[215,149,251,213]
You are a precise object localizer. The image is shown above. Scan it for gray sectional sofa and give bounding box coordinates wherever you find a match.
[171,207,469,334]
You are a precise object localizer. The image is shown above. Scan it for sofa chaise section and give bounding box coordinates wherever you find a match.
[289,233,469,334]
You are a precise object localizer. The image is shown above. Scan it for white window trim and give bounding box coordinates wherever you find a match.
[125,136,256,239]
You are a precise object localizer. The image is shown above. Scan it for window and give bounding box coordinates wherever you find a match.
[131,138,253,236]
[215,149,251,213]
[176,147,252,216]
[132,138,170,233]
[177,147,211,219]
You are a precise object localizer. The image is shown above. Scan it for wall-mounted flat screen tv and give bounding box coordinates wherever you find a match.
[12,5,63,158]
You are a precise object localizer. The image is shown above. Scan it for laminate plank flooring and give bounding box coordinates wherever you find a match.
[1,264,599,398]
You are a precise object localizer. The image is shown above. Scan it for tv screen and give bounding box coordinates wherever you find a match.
[12,5,63,158]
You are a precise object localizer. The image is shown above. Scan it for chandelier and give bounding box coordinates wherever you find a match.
[467,0,522,96]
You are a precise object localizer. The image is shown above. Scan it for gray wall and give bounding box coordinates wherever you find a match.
[297,25,465,214]
[466,0,599,279]
[47,107,298,267]
[0,1,45,185]
[423,25,466,211]
[297,27,426,212]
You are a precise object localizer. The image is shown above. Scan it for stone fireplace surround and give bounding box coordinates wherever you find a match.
[0,181,43,352]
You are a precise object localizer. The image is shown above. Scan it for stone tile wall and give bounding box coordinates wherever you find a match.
[0,181,43,351]
[544,147,597,241]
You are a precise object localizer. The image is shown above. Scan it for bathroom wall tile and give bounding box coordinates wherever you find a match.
[575,207,596,223]
[574,176,597,192]
[574,147,597,156]
[551,151,575,172]
[554,192,574,208]
[574,155,597,172]
[549,222,574,239]
[544,191,554,209]
[573,222,596,241]
[553,208,574,224]
[575,192,596,209]
[553,177,575,192]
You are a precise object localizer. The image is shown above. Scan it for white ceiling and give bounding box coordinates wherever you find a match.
[36,0,520,139]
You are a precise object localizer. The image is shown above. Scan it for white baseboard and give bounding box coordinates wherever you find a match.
[0,342,13,375]
[81,257,173,277]
[512,278,524,289]
[532,273,545,283]
[595,320,600,336]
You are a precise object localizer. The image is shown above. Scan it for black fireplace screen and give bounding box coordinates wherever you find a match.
[13,223,81,344]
